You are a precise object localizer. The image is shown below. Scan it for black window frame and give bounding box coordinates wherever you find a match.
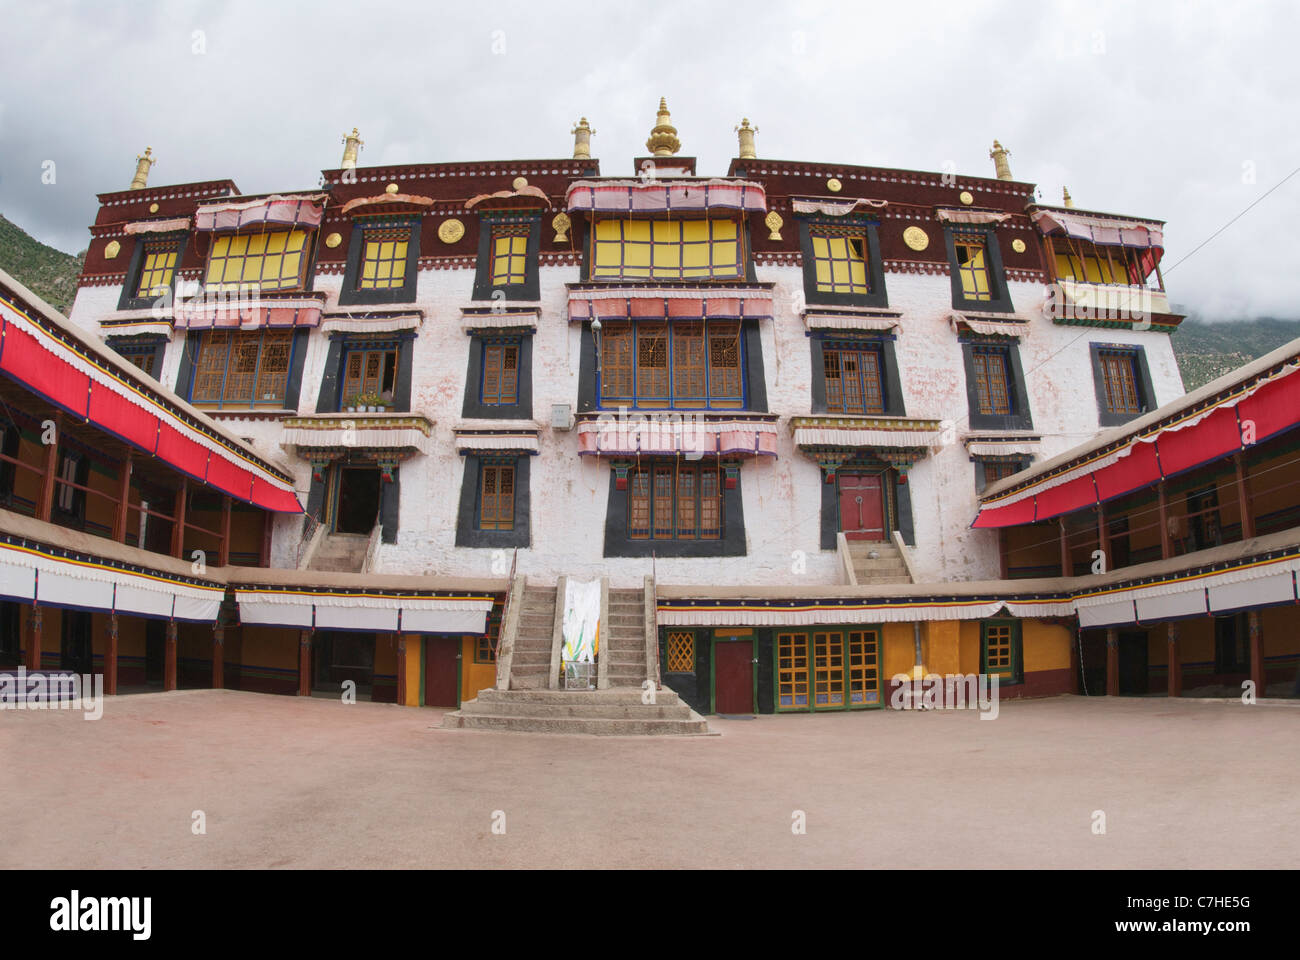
[960,338,1033,431]
[796,217,888,309]
[981,619,1024,686]
[462,332,533,420]
[1089,342,1156,427]
[603,458,746,558]
[455,454,531,548]
[471,215,542,302]
[181,327,309,412]
[809,333,906,416]
[314,333,414,414]
[974,455,1032,494]
[944,224,1014,313]
[106,334,167,380]
[52,450,89,527]
[337,217,422,306]
[117,231,188,312]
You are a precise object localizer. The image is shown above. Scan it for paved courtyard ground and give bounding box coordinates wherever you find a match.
[2,690,1297,869]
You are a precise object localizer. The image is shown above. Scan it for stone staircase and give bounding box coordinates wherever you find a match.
[441,687,712,736]
[848,540,912,585]
[509,583,559,690]
[307,533,370,573]
[604,587,648,688]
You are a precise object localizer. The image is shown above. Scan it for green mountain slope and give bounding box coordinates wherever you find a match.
[1171,316,1300,391]
[0,213,84,314]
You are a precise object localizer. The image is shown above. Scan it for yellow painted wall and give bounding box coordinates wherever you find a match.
[401,636,421,706]
[1023,621,1072,672]
[925,621,962,675]
[1261,606,1300,656]
[241,625,300,669]
[881,623,917,680]
[959,621,982,675]
[460,636,496,703]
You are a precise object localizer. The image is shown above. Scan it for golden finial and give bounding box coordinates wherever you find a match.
[645,97,681,157]
[1063,186,1074,208]
[341,127,364,169]
[989,140,1012,181]
[129,147,154,190]
[736,118,758,160]
[571,117,595,160]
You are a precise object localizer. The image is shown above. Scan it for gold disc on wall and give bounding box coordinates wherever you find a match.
[438,218,465,244]
[903,226,929,251]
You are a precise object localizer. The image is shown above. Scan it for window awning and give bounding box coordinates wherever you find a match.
[321,312,423,335]
[281,415,436,456]
[792,417,943,450]
[964,437,1040,458]
[1032,208,1164,249]
[195,193,328,232]
[935,208,1011,225]
[567,286,774,322]
[123,218,191,235]
[803,309,900,333]
[790,197,888,217]
[234,588,494,634]
[566,179,766,214]
[455,424,540,454]
[577,417,779,457]
[0,539,225,622]
[0,290,301,514]
[972,360,1300,528]
[461,307,539,333]
[950,312,1031,338]
[174,294,325,330]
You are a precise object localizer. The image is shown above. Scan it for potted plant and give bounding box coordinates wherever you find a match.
[345,393,361,413]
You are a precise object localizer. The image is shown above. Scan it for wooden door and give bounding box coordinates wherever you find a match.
[714,640,754,714]
[838,474,885,541]
[424,636,461,708]
[1118,630,1149,695]
[60,611,93,675]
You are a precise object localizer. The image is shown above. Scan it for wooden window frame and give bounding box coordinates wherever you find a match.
[797,219,888,309]
[598,319,745,409]
[118,232,187,311]
[945,225,1013,313]
[971,346,1013,416]
[472,216,541,301]
[822,343,885,415]
[627,460,723,542]
[1089,343,1155,427]
[665,631,696,673]
[590,217,744,282]
[357,228,411,291]
[961,339,1033,430]
[480,340,520,406]
[478,460,516,531]
[189,329,297,410]
[339,343,400,409]
[338,218,421,306]
[203,229,312,294]
[980,619,1023,684]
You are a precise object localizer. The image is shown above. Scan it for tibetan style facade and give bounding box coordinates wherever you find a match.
[1,103,1295,727]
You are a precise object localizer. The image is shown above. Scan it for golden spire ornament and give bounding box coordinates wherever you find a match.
[129,147,154,190]
[736,118,758,160]
[341,127,364,169]
[572,117,595,160]
[989,140,1012,180]
[645,97,681,157]
[1063,186,1075,208]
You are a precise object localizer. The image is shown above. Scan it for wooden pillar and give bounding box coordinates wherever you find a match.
[1157,481,1172,559]
[105,612,119,696]
[26,604,42,670]
[163,620,178,692]
[1058,518,1070,577]
[1248,610,1265,696]
[171,479,188,559]
[1105,628,1119,696]
[212,624,224,690]
[298,629,312,697]
[112,453,133,543]
[1096,504,1109,571]
[396,634,407,706]
[1166,622,1181,698]
[36,414,61,522]
[218,495,232,567]
[1234,454,1255,541]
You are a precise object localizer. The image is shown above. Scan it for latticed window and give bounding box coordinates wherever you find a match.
[1099,350,1142,414]
[481,342,519,405]
[475,635,497,664]
[358,229,409,290]
[972,347,1012,416]
[600,320,743,408]
[777,632,810,709]
[116,344,158,377]
[846,630,879,705]
[954,236,992,301]
[204,229,309,292]
[813,631,845,707]
[665,631,695,672]
[823,345,884,414]
[982,459,1022,484]
[1055,242,1145,285]
[810,231,869,295]
[136,244,178,298]
[490,226,529,286]
[628,461,723,540]
[341,345,398,407]
[981,621,1020,681]
[479,462,515,530]
[190,330,293,408]
[591,218,742,281]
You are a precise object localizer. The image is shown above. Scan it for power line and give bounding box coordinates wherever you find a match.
[1163,164,1300,275]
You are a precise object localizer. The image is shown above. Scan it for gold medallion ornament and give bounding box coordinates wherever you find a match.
[959,191,974,205]
[1011,238,1026,254]
[551,212,571,243]
[104,240,121,260]
[764,210,784,241]
[385,182,399,195]
[513,176,528,191]
[903,226,929,251]
[826,178,842,193]
[438,218,465,244]
[325,232,343,249]
[149,202,159,213]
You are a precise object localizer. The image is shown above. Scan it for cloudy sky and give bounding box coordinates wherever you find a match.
[1,0,1295,319]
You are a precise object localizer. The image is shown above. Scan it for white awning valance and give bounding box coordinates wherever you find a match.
[1032,209,1164,249]
[803,310,900,333]
[123,218,191,235]
[235,590,494,634]
[791,198,888,217]
[321,313,422,335]
[951,312,1030,338]
[566,179,766,214]
[936,208,1011,225]
[577,418,779,457]
[793,427,938,448]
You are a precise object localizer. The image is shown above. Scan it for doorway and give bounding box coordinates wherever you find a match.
[145,619,165,684]
[60,610,93,675]
[713,638,754,714]
[1186,487,1221,552]
[313,631,375,697]
[838,474,886,541]
[424,636,461,708]
[333,466,381,535]
[1118,630,1149,694]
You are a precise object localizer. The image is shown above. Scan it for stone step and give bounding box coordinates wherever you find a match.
[509,674,551,690]
[441,712,711,736]
[857,576,912,584]
[511,650,553,665]
[457,698,694,720]
[478,687,679,705]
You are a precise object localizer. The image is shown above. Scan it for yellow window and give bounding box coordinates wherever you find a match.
[358,230,409,290]
[490,230,528,286]
[591,218,742,280]
[810,233,868,295]
[136,246,178,298]
[205,230,308,292]
[956,238,991,300]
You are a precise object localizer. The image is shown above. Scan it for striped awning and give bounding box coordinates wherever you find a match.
[950,312,1030,338]
[793,427,939,449]
[1032,208,1164,249]
[566,179,766,214]
[803,310,900,333]
[234,588,494,634]
[195,194,328,232]
[568,287,774,322]
[123,218,191,235]
[174,295,324,330]
[577,417,779,457]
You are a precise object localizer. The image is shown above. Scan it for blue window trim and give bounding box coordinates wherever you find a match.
[337,338,403,412]
[596,318,748,411]
[187,328,301,411]
[479,336,522,406]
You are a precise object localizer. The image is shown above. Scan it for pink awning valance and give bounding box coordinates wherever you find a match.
[577,418,779,457]
[790,197,888,217]
[568,288,774,322]
[1032,209,1164,249]
[195,194,328,232]
[124,218,191,235]
[566,179,766,215]
[174,295,324,330]
[935,208,1011,225]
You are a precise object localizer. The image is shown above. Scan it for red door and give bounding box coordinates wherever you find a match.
[838,474,885,541]
[424,636,460,708]
[714,640,754,714]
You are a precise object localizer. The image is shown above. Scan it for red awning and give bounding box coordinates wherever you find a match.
[174,295,323,330]
[568,291,774,322]
[0,294,301,514]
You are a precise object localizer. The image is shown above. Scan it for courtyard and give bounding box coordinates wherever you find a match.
[1,690,1296,869]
